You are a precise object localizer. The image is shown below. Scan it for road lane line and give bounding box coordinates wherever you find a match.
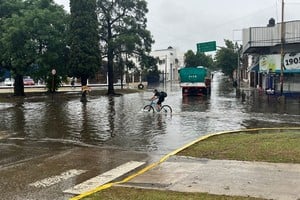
[29,169,87,188]
[64,161,145,195]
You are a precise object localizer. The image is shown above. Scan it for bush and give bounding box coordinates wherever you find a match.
[45,75,62,92]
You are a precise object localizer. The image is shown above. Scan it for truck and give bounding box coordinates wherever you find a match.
[178,66,211,96]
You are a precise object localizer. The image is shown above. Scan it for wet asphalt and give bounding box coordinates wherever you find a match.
[0,145,152,200]
[1,73,300,199]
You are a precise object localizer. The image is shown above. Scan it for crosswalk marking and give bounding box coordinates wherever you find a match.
[64,161,145,195]
[29,169,87,188]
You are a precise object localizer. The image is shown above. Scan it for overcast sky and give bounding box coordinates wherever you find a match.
[54,0,300,53]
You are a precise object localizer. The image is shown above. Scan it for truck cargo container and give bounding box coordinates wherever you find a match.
[178,66,211,96]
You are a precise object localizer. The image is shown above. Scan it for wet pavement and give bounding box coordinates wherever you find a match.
[0,72,300,199]
[0,145,150,200]
[121,156,300,200]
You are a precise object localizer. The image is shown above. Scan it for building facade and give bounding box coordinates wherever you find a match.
[242,19,300,96]
[150,46,184,82]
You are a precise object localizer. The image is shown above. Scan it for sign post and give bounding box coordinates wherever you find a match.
[51,69,56,100]
[197,41,216,53]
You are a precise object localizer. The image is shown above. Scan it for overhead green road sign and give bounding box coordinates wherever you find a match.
[197,41,216,53]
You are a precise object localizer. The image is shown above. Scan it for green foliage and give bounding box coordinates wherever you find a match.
[69,0,101,83]
[45,74,62,92]
[184,50,214,68]
[0,0,24,18]
[139,54,159,83]
[0,0,69,95]
[138,54,157,70]
[0,67,5,81]
[97,0,153,94]
[214,39,240,78]
[98,0,153,55]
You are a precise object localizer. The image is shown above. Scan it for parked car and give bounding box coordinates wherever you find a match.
[23,78,35,85]
[4,78,14,86]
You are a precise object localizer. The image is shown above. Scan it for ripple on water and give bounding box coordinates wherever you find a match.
[1,74,299,153]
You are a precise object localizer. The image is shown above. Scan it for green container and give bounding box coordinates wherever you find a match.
[178,66,207,83]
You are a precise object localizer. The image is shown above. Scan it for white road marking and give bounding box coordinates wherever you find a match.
[64,161,145,195]
[29,169,87,188]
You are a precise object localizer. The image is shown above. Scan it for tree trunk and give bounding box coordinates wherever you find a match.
[107,23,115,95]
[13,74,25,96]
[107,47,115,95]
[120,56,124,90]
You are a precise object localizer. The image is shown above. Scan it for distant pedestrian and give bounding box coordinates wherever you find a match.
[71,78,75,89]
[233,80,238,88]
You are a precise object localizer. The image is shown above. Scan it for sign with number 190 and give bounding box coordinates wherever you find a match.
[284,53,300,70]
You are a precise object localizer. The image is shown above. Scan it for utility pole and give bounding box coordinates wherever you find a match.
[164,55,167,91]
[232,29,242,90]
[280,0,285,96]
[237,48,240,89]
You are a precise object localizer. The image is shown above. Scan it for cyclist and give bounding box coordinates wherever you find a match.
[151,89,165,111]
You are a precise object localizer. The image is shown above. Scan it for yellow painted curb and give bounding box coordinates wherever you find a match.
[70,127,300,200]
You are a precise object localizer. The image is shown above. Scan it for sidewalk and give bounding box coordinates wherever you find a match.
[0,86,81,94]
[121,156,300,200]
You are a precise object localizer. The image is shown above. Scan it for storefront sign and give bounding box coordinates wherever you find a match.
[284,53,300,71]
[259,54,280,72]
[259,54,300,73]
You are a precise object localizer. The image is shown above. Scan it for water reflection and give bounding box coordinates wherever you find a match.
[181,96,210,112]
[246,93,300,115]
[108,96,116,138]
[0,72,300,154]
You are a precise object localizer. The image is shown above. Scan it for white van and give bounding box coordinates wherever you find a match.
[4,78,14,86]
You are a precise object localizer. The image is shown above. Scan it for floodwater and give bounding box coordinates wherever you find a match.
[1,72,300,155]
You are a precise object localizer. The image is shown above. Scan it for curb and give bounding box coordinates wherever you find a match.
[69,127,300,200]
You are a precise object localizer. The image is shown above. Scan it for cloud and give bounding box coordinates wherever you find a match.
[54,0,300,53]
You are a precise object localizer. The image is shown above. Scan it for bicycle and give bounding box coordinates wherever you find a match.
[143,100,172,113]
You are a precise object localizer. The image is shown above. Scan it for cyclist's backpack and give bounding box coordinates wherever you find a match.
[160,91,167,98]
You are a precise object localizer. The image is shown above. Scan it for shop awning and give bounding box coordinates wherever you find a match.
[247,64,259,72]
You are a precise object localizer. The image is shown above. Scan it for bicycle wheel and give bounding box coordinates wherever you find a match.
[161,105,172,113]
[143,105,154,112]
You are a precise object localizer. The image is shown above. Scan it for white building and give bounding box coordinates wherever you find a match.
[150,46,184,82]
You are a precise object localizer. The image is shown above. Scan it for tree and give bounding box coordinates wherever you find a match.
[69,0,101,102]
[96,0,153,95]
[0,0,26,95]
[139,54,158,83]
[0,0,69,96]
[0,0,24,19]
[214,39,240,78]
[184,50,214,69]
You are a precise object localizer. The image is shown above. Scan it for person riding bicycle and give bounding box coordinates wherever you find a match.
[151,89,165,111]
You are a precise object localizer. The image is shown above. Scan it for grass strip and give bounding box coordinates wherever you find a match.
[83,186,262,200]
[177,130,300,163]
[80,129,300,200]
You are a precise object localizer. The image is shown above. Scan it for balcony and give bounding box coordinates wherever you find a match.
[243,20,300,54]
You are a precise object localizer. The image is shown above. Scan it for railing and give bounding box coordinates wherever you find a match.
[243,20,300,53]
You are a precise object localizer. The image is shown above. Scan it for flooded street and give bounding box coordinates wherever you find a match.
[1,72,299,154]
[0,72,300,199]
